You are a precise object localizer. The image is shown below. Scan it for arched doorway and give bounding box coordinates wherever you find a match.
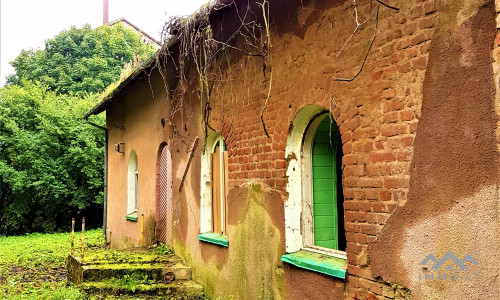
[157,145,172,246]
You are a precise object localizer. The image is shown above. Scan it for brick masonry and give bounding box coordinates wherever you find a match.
[186,1,430,298]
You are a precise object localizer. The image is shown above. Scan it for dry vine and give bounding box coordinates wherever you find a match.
[155,0,399,144]
[335,0,399,82]
[157,0,272,143]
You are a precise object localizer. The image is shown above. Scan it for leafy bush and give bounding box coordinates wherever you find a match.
[1,21,156,235]
[0,83,105,234]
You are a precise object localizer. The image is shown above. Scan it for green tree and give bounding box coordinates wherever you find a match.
[0,82,105,234]
[7,24,156,96]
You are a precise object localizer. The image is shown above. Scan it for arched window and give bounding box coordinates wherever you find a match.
[127,150,138,220]
[210,136,227,234]
[284,105,345,256]
[199,132,228,243]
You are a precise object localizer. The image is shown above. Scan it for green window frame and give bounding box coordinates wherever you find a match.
[282,107,347,278]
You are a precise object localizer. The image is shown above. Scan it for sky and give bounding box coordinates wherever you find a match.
[0,0,208,86]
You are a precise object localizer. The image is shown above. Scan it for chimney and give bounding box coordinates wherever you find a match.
[103,0,109,24]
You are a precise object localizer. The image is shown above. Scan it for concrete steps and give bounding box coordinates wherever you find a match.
[66,249,203,298]
[79,262,192,282]
[80,280,203,296]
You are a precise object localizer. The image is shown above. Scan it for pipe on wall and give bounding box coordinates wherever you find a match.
[84,117,108,237]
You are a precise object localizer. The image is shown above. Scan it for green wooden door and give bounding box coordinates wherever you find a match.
[312,116,340,250]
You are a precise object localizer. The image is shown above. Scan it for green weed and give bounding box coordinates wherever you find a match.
[153,243,171,255]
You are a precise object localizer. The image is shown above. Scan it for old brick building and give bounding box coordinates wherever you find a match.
[85,0,500,299]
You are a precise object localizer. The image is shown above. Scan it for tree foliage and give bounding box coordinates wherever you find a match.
[7,24,156,96]
[0,23,157,234]
[0,83,105,234]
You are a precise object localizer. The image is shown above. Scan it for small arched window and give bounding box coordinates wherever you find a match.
[211,136,227,234]
[127,150,138,220]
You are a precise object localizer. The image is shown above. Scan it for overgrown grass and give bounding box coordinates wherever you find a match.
[0,229,103,299]
[0,230,206,300]
[0,231,205,299]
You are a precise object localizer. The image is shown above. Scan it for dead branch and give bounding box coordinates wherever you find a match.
[376,0,400,11]
[259,0,272,138]
[336,0,377,58]
[334,4,380,82]
[334,0,399,82]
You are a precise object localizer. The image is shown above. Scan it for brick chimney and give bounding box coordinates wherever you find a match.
[103,0,109,24]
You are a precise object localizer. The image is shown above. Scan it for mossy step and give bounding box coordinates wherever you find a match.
[87,294,205,300]
[80,280,203,296]
[83,252,182,265]
[82,263,192,282]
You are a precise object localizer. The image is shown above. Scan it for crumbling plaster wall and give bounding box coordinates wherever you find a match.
[169,0,425,298]
[370,0,500,299]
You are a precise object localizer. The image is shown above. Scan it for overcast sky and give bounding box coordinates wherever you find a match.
[0,0,208,86]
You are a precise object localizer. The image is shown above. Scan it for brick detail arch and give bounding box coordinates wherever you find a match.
[284,104,346,254]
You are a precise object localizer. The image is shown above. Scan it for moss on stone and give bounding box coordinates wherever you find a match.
[174,184,286,299]
[226,183,284,299]
[172,238,220,299]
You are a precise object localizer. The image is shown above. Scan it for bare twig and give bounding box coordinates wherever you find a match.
[207,38,265,57]
[336,0,377,58]
[376,0,400,11]
[334,0,399,82]
[334,3,380,82]
[259,0,272,138]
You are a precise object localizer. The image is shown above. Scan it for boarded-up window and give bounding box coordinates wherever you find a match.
[312,116,345,251]
[211,139,228,234]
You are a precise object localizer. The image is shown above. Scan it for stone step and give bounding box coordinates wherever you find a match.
[81,262,192,282]
[67,249,203,298]
[80,280,204,297]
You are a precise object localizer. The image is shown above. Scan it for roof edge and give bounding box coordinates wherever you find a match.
[108,17,162,47]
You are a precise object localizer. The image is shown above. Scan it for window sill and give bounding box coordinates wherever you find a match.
[281,249,347,279]
[197,232,229,248]
[126,212,138,222]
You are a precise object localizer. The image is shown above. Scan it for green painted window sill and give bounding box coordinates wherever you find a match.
[197,232,229,247]
[281,249,347,279]
[126,211,138,221]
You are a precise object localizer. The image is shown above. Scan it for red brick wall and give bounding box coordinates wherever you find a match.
[170,0,435,298]
[200,2,435,297]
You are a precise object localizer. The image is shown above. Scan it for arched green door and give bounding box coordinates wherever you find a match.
[312,116,341,250]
